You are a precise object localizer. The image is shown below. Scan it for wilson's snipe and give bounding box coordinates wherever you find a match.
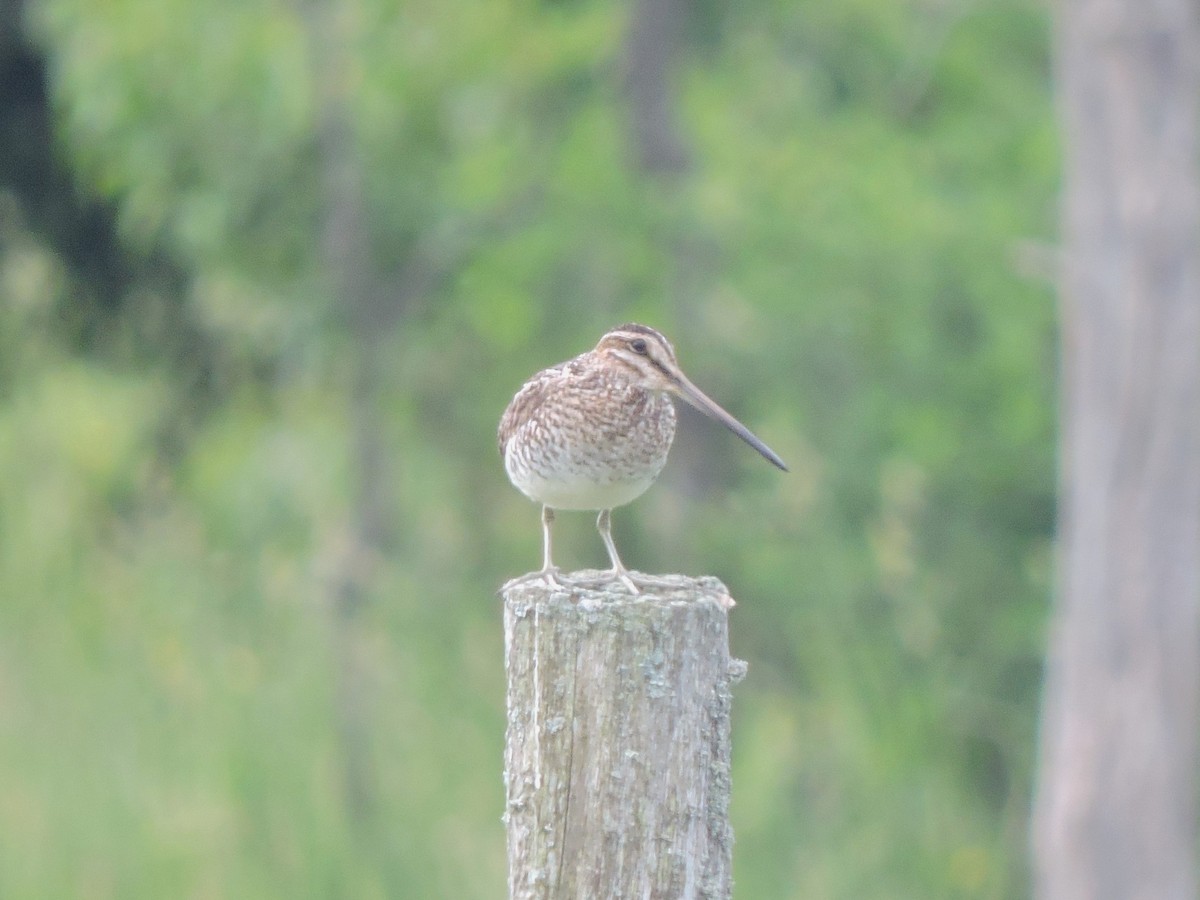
[499,324,787,593]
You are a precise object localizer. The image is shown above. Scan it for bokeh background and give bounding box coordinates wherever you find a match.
[1,0,1056,896]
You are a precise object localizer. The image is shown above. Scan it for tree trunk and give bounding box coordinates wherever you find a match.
[623,0,692,175]
[1033,1,1200,897]
[305,0,401,831]
[503,573,745,900]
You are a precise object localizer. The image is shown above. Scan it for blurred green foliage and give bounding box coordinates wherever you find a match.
[1,0,1055,896]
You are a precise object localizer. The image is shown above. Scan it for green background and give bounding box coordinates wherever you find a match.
[2,0,1056,896]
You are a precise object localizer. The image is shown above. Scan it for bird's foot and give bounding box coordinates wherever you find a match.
[503,567,565,593]
[506,567,650,596]
[610,568,640,595]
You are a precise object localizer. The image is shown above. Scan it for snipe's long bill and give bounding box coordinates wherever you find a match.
[498,323,786,594]
[668,368,787,472]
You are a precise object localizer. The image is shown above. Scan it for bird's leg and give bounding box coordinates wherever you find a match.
[539,505,563,589]
[597,508,639,594]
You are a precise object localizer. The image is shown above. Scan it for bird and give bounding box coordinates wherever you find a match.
[498,323,787,594]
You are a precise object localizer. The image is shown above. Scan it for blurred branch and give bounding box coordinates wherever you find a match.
[304,0,393,832]
[623,0,692,175]
[890,0,974,119]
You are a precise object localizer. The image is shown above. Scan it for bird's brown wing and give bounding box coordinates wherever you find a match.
[498,366,559,456]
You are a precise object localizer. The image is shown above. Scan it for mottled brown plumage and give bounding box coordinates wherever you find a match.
[500,324,786,593]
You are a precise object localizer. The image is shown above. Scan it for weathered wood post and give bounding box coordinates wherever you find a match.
[502,571,746,900]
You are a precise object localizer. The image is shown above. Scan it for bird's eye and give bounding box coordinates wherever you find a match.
[630,339,648,354]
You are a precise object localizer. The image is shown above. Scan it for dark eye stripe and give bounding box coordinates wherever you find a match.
[650,358,675,379]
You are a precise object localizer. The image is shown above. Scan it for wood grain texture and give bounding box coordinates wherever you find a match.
[502,572,745,900]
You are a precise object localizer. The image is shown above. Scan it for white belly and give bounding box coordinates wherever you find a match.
[506,463,659,511]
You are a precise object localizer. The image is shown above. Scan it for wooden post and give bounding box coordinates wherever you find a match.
[502,572,745,900]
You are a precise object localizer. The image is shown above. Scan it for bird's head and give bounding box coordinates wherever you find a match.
[593,323,788,471]
[593,324,682,393]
